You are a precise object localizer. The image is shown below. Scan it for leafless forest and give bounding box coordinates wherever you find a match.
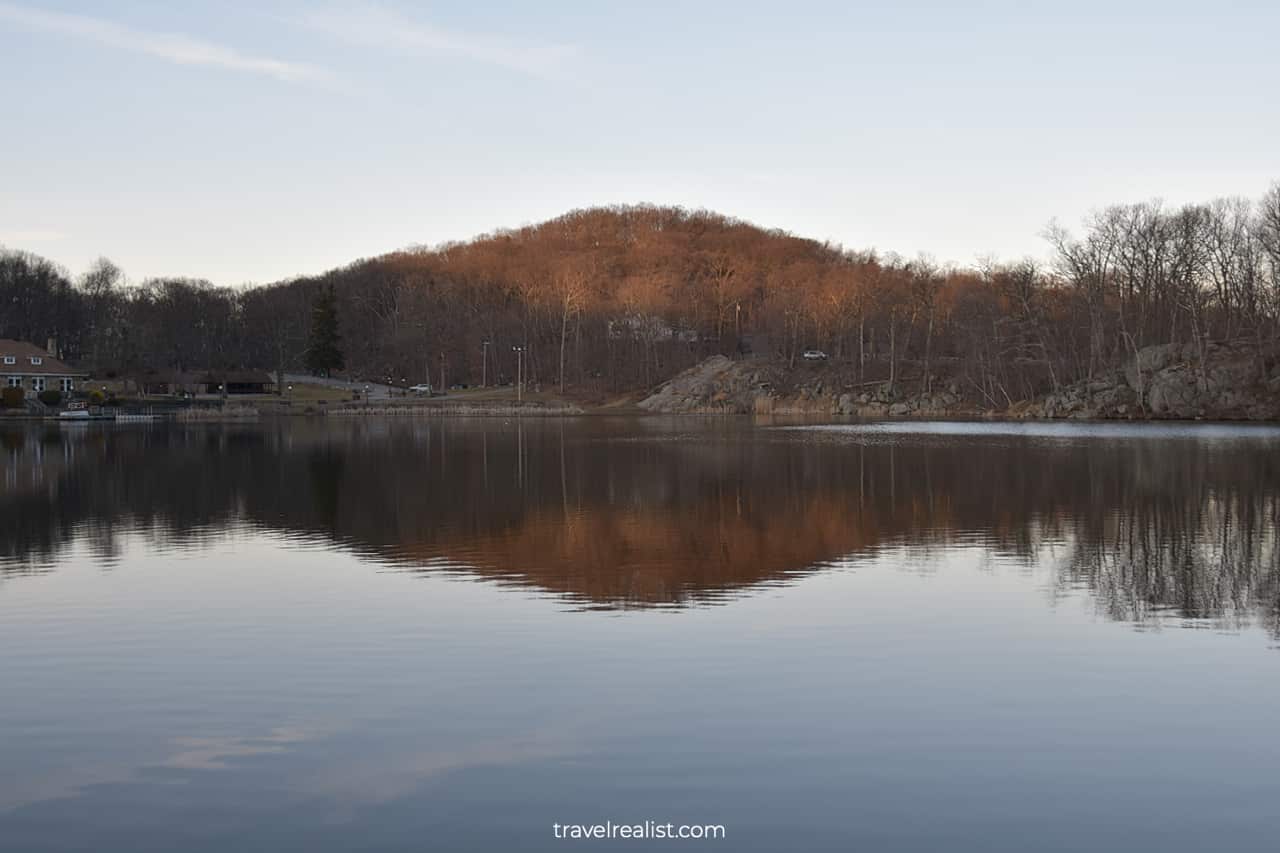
[3,184,1279,400]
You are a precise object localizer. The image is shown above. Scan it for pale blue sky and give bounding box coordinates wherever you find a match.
[1,0,1276,285]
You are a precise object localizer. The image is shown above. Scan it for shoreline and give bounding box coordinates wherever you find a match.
[4,406,1279,426]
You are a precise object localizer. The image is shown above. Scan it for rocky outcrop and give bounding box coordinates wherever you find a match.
[638,356,976,417]
[640,342,1280,420]
[830,383,964,418]
[1020,340,1279,420]
[637,355,782,413]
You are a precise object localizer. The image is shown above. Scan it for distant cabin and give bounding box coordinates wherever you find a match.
[138,369,276,396]
[0,339,87,395]
[203,370,275,395]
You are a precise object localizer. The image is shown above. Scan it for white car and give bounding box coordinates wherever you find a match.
[409,384,433,394]
[802,349,828,361]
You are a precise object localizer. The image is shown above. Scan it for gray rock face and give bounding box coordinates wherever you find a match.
[1029,341,1278,421]
[637,355,775,413]
[1146,372,1198,416]
[639,343,1278,421]
[1124,342,1188,392]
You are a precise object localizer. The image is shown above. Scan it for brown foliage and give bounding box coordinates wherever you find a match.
[5,187,1278,400]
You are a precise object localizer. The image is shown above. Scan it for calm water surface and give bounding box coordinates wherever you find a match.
[2,417,1280,852]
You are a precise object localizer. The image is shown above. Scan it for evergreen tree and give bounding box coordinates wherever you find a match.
[305,284,344,377]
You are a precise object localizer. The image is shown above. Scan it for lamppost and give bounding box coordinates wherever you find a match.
[287,383,293,403]
[481,340,490,388]
[511,345,524,402]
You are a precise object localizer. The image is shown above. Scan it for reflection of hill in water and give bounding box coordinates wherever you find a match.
[381,498,888,607]
[2,421,1278,628]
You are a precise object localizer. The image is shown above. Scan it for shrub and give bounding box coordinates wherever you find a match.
[1,387,24,409]
[38,389,63,407]
[88,390,105,405]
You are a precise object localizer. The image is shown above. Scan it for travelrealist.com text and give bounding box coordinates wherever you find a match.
[553,822,726,841]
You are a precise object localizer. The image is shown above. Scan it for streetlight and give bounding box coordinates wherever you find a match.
[481,340,490,388]
[511,345,524,402]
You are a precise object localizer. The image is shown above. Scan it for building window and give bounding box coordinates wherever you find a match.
[30,357,43,366]
[31,377,45,393]
[61,378,73,393]
[6,377,19,388]
[2,357,13,365]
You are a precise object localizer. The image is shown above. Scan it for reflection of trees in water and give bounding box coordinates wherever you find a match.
[2,422,1278,630]
[1061,492,1280,634]
[1,427,267,570]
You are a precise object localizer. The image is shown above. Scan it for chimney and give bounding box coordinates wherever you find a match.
[46,337,57,357]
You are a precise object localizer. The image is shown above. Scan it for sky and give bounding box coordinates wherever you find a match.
[1,0,1277,286]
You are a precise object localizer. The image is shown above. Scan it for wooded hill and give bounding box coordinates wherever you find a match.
[3,185,1279,403]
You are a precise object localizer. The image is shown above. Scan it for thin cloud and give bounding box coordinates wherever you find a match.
[0,228,66,244]
[0,2,331,83]
[296,3,576,78]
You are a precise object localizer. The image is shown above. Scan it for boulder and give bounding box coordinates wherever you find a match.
[1125,343,1184,391]
[1146,371,1199,417]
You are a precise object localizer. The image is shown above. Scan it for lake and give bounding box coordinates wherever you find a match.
[2,417,1279,852]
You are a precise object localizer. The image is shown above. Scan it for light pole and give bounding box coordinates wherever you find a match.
[511,345,524,402]
[481,340,490,388]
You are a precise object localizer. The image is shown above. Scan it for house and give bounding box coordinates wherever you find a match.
[132,369,276,397]
[0,339,87,396]
[196,370,276,395]
[137,369,191,397]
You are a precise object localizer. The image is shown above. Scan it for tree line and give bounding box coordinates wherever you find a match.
[2,184,1278,399]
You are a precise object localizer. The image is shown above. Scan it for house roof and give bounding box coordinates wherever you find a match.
[196,370,275,385]
[134,369,276,386]
[0,339,88,376]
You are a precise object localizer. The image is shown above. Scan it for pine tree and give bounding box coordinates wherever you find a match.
[305,284,345,377]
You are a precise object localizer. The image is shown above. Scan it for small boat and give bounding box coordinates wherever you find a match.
[58,402,115,421]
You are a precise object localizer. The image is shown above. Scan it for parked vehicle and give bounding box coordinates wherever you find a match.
[409,384,433,394]
[802,349,828,361]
